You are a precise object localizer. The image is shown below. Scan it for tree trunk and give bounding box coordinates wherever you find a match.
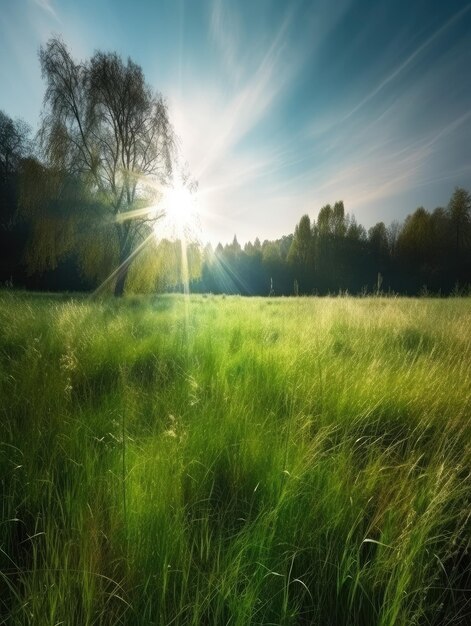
[114,263,129,296]
[114,223,132,297]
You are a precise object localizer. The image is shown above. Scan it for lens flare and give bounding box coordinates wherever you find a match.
[155,181,199,241]
[165,186,195,226]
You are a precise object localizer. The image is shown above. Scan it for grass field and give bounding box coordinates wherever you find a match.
[0,292,470,625]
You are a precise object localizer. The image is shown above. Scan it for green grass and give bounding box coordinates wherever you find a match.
[0,292,470,625]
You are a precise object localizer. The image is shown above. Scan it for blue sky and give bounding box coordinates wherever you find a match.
[1,0,470,244]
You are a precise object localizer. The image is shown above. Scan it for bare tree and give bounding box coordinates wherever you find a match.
[24,37,175,295]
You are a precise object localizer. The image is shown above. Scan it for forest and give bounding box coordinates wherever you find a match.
[1,107,470,296]
[193,192,471,296]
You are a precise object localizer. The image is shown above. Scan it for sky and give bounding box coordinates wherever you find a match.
[1,0,470,244]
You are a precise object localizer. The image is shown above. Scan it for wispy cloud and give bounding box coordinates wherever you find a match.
[31,0,60,21]
[210,0,243,83]
[286,109,471,227]
[338,4,471,127]
[196,2,294,179]
[170,0,357,242]
[2,0,469,243]
[309,3,471,143]
[165,1,301,241]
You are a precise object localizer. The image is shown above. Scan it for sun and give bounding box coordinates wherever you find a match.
[154,181,199,240]
[165,185,195,226]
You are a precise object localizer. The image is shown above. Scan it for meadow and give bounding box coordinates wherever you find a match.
[0,292,470,625]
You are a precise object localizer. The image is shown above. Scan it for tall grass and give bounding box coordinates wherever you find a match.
[0,292,470,625]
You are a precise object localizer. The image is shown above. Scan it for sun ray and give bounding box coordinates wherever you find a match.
[114,205,165,223]
[94,168,203,298]
[91,231,156,297]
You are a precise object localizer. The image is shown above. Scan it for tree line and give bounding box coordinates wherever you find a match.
[191,193,471,296]
[2,101,470,295]
[0,36,470,296]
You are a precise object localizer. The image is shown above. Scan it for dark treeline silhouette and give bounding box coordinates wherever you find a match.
[0,109,94,291]
[1,103,471,295]
[191,194,471,296]
[0,112,32,288]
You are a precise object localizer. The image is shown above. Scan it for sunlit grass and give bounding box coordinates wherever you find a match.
[0,293,470,625]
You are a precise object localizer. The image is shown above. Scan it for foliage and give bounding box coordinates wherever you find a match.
[126,239,202,294]
[0,112,33,287]
[448,187,471,257]
[0,111,32,231]
[0,111,31,184]
[193,188,471,296]
[21,38,175,295]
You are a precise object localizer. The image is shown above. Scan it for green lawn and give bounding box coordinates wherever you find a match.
[1,293,470,625]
